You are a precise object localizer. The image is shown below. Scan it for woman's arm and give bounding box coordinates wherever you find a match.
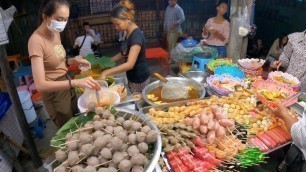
[100,45,141,79]
[31,57,99,92]
[202,19,211,39]
[111,53,123,62]
[279,41,293,68]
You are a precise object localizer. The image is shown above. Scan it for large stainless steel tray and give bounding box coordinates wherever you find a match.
[142,77,206,106]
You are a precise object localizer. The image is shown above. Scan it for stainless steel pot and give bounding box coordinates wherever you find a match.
[142,77,206,106]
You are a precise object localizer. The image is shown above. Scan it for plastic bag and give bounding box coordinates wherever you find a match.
[238,6,250,37]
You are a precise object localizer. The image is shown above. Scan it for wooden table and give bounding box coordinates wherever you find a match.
[146,47,169,74]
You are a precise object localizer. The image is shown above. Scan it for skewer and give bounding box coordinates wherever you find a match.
[50,158,57,166]
[51,137,67,142]
[53,160,68,172]
[59,139,79,147]
[94,160,113,168]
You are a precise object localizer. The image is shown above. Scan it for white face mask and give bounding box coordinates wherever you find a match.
[47,20,67,33]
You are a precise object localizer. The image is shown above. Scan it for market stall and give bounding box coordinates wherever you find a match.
[49,55,305,172]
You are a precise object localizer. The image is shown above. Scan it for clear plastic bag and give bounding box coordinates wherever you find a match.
[238,6,250,37]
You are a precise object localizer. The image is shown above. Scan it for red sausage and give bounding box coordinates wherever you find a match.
[270,129,287,144]
[266,130,285,144]
[275,128,292,141]
[257,134,275,149]
[272,128,290,141]
[262,133,278,147]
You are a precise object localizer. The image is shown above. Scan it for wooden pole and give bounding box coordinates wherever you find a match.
[0,45,42,167]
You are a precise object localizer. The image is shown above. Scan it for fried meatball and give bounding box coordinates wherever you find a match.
[111,137,123,151]
[128,133,137,144]
[67,151,80,166]
[118,159,132,172]
[138,142,149,154]
[55,150,67,162]
[130,121,142,131]
[141,125,151,134]
[123,120,132,130]
[100,147,112,159]
[136,132,147,143]
[127,145,140,156]
[79,132,93,144]
[87,156,100,167]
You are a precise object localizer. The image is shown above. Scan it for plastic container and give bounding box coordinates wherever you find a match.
[18,90,37,123]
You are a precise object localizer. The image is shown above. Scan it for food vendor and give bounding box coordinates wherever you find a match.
[99,0,151,94]
[266,34,288,71]
[202,1,230,58]
[271,104,306,171]
[28,0,100,127]
[273,31,306,88]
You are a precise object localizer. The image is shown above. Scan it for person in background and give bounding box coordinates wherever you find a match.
[73,23,98,58]
[247,38,267,59]
[271,104,306,171]
[28,0,99,127]
[99,0,151,94]
[273,31,306,85]
[266,34,288,71]
[164,0,185,62]
[202,1,230,58]
[83,22,98,42]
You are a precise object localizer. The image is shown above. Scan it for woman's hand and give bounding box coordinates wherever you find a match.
[74,56,91,68]
[72,77,100,90]
[99,72,107,80]
[272,60,282,70]
[269,103,289,119]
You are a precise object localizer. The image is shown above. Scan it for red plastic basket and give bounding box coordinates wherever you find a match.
[252,79,297,108]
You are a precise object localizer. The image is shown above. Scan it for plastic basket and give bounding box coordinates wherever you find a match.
[268,71,301,91]
[238,58,265,70]
[214,65,246,79]
[252,79,297,108]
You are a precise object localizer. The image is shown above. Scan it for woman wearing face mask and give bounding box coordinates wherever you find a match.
[202,1,230,58]
[28,0,100,127]
[99,0,151,94]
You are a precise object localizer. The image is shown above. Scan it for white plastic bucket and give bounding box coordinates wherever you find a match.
[18,91,37,123]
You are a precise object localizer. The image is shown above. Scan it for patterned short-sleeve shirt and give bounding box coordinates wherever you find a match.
[279,31,306,86]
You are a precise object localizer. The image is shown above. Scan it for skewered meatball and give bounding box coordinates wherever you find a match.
[68,151,80,166]
[127,145,140,156]
[130,121,142,131]
[66,138,78,151]
[55,150,67,162]
[95,107,105,115]
[132,165,144,172]
[116,132,127,141]
[79,132,93,144]
[54,166,66,172]
[114,126,124,135]
[94,121,104,131]
[99,157,108,164]
[106,120,116,127]
[141,125,151,134]
[103,110,112,119]
[138,142,149,154]
[123,120,132,130]
[93,115,101,121]
[131,154,147,166]
[111,137,123,151]
[121,144,129,152]
[84,166,96,172]
[100,147,112,159]
[107,167,117,172]
[118,159,132,172]
[108,162,118,169]
[93,147,100,156]
[87,156,100,166]
[116,117,125,124]
[93,130,105,140]
[94,137,108,150]
[71,165,84,172]
[136,132,147,143]
[128,134,137,144]
[84,123,94,129]
[146,130,157,143]
[106,126,114,134]
[80,144,94,156]
[102,134,112,143]
[112,152,125,164]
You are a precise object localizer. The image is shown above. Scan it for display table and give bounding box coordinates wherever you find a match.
[0,93,24,171]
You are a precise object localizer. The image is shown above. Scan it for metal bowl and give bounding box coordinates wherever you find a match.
[180,71,210,84]
[114,108,162,172]
[142,77,206,106]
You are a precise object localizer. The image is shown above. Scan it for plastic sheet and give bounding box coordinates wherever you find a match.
[0,92,12,121]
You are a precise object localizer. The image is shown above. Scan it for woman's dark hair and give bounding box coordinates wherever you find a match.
[110,0,135,20]
[279,34,288,48]
[39,0,70,23]
[216,0,227,6]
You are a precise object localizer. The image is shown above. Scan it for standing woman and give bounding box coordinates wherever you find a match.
[99,0,151,94]
[28,0,99,127]
[202,1,230,58]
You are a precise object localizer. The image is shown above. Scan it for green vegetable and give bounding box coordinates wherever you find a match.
[86,54,115,70]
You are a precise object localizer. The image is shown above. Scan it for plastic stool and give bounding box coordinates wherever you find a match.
[32,116,46,139]
[192,56,214,71]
